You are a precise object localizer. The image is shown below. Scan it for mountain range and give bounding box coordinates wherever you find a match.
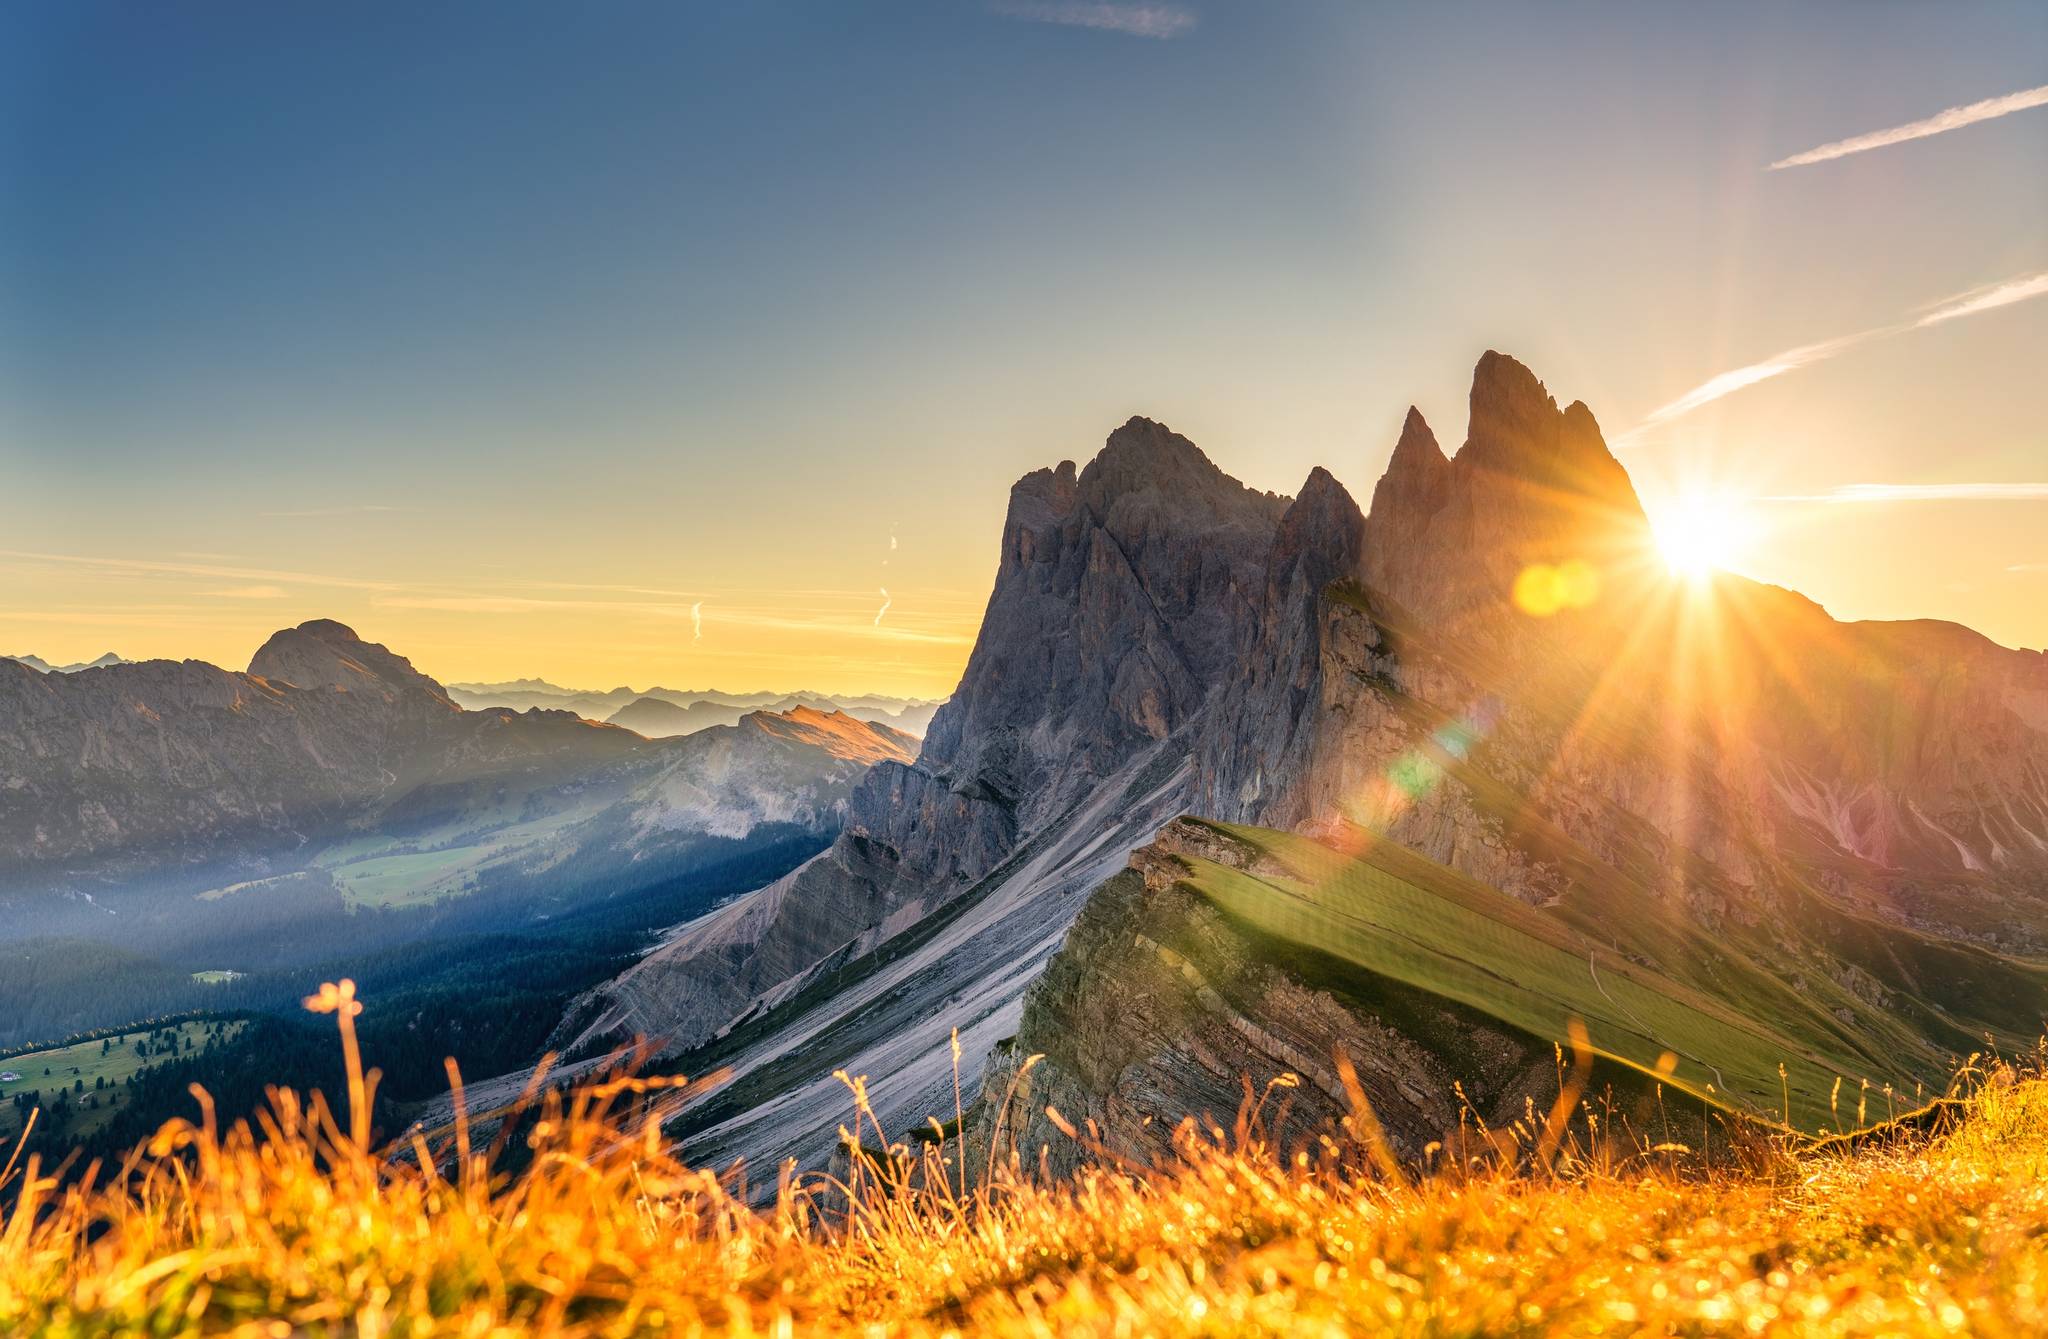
[537,352,2047,1178]
[6,652,130,674]
[442,681,944,738]
[0,621,916,997]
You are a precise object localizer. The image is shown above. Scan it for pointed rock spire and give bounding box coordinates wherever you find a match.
[1272,466,1366,596]
[1363,352,1652,633]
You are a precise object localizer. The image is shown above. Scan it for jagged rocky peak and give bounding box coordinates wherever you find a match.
[1364,351,1651,632]
[248,618,455,710]
[1462,350,1644,518]
[1271,465,1366,590]
[1083,416,1255,511]
[921,415,1287,829]
[1371,406,1451,524]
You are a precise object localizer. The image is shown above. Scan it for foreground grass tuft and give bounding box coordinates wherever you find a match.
[3,988,2045,1336]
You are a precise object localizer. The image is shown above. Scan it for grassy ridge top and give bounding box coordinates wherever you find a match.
[1179,818,2039,1133]
[4,1024,2046,1335]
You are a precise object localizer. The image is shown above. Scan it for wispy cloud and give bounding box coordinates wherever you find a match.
[205,584,288,599]
[690,600,703,641]
[376,594,685,616]
[528,580,705,598]
[1769,83,2048,170]
[257,503,405,519]
[1620,267,2048,442]
[993,2,1195,39]
[0,549,402,592]
[1915,271,2048,327]
[1763,483,2048,504]
[873,587,892,627]
[2009,562,2048,573]
[1632,331,1879,433]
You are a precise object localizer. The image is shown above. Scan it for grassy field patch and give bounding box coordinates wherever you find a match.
[0,1020,245,1139]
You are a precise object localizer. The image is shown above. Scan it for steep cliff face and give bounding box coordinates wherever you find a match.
[1190,466,1368,830]
[553,417,1288,1060]
[919,417,1285,835]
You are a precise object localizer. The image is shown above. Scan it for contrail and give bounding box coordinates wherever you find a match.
[1769,83,2048,170]
[1630,330,1880,432]
[1764,483,2048,504]
[873,588,891,627]
[1621,267,2048,440]
[1915,271,2048,327]
[690,601,702,641]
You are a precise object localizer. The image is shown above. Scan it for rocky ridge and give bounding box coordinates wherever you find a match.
[577,352,2048,1178]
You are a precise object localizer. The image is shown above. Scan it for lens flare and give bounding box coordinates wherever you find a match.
[1513,559,1602,617]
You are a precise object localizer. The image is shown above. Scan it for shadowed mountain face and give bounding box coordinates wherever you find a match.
[0,622,917,970]
[551,353,2047,1178]
[0,620,634,870]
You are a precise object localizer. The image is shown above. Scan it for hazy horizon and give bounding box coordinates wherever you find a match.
[6,2,2045,696]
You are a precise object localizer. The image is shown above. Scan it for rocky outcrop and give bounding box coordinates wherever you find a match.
[1192,353,2048,925]
[968,821,1558,1177]
[247,618,456,712]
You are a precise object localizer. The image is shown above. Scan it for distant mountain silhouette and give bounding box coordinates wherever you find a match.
[0,621,915,966]
[5,651,130,674]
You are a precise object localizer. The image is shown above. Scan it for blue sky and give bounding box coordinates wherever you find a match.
[4,2,2044,692]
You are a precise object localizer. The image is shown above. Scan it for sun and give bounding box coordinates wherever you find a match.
[1653,491,1756,579]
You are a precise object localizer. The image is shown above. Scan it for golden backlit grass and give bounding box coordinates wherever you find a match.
[3,987,2045,1337]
